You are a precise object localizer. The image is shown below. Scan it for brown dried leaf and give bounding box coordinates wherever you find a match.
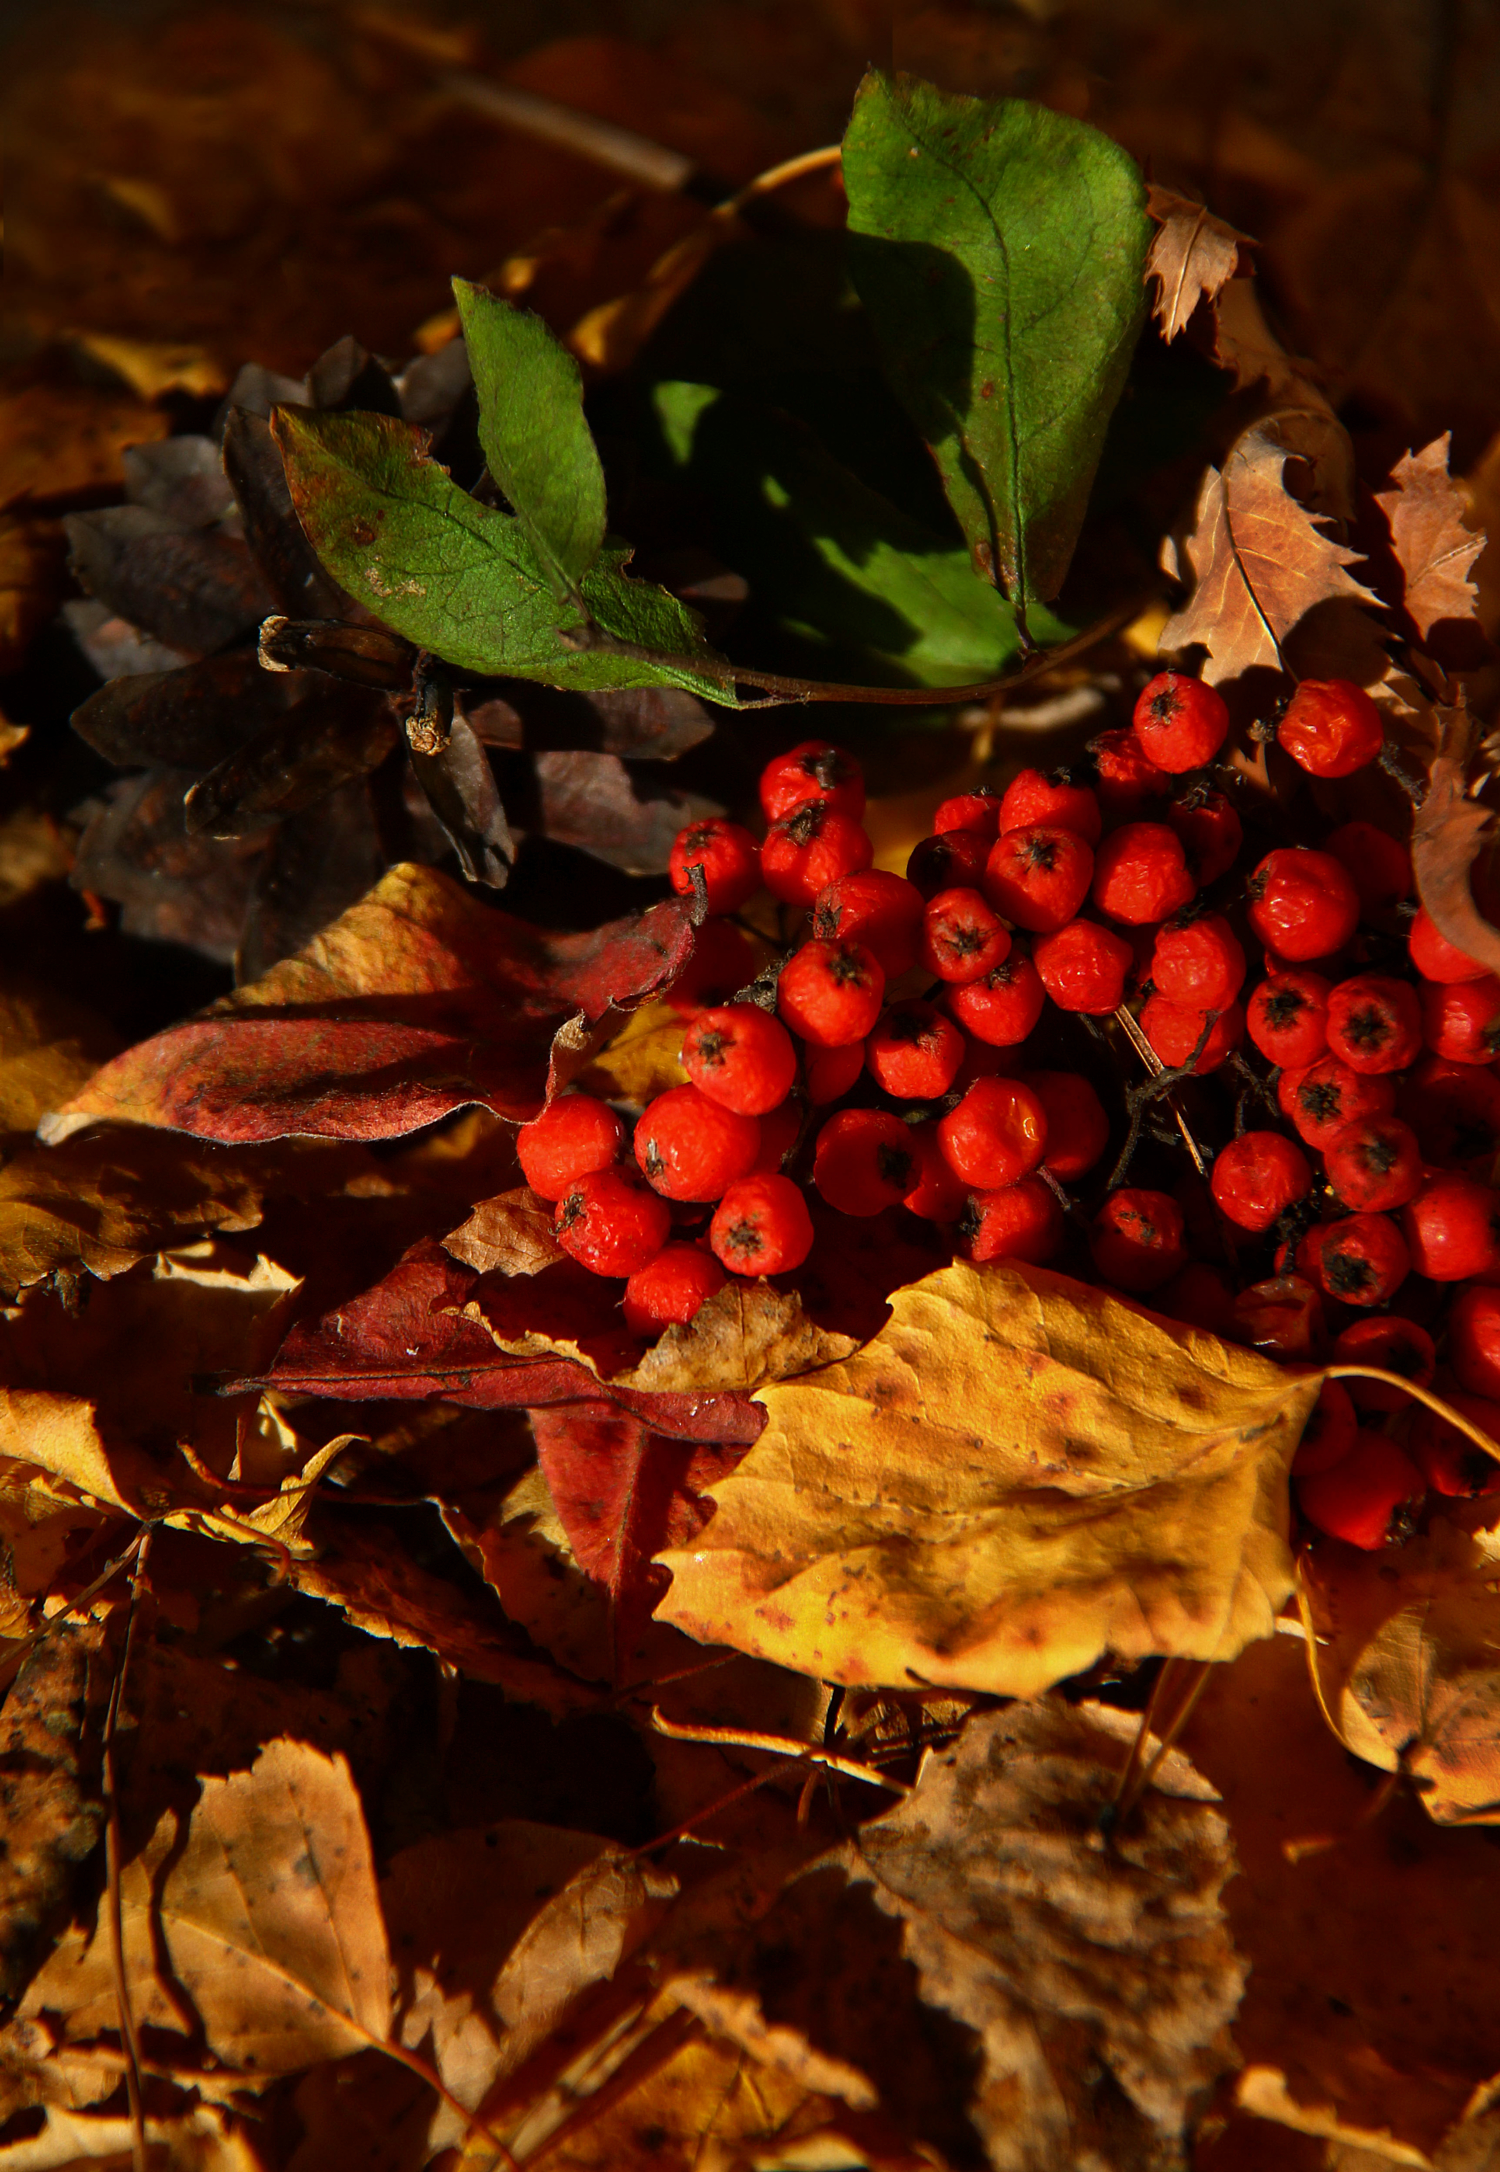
[1410,707,1500,979]
[0,2103,260,2167]
[0,986,120,1154]
[443,1188,564,1279]
[0,386,167,515]
[0,516,67,674]
[1146,183,1254,342]
[1375,434,1487,641]
[0,1627,105,2004]
[623,1281,858,1397]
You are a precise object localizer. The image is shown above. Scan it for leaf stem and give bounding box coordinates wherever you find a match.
[101,1528,154,2172]
[648,1706,911,1790]
[1322,1366,1500,1461]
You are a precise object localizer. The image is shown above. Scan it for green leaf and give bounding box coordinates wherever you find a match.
[652,380,1069,685]
[453,279,607,601]
[841,69,1151,608]
[271,407,736,703]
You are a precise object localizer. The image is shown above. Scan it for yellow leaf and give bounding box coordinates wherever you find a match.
[67,332,228,401]
[657,1259,1320,1694]
[0,984,120,1153]
[574,998,687,1104]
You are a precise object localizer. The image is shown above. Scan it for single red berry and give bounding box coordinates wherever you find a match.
[1421,974,1500,1065]
[681,1004,798,1117]
[1410,906,1489,984]
[1410,1393,1500,1498]
[1140,996,1244,1074]
[554,1166,671,1277]
[1091,727,1171,816]
[1323,1114,1424,1212]
[1032,918,1133,1015]
[1246,848,1360,962]
[665,919,760,1016]
[1325,973,1423,1075]
[960,1179,1065,1264]
[1278,1056,1396,1150]
[777,938,885,1047]
[933,787,1003,839]
[635,1083,760,1202]
[1277,679,1384,778]
[1400,1056,1500,1170]
[1132,670,1230,772]
[1291,1380,1359,1475]
[901,1123,970,1222]
[1296,1213,1410,1307]
[669,817,761,914]
[1449,1284,1500,1400]
[1247,971,1332,1069]
[623,1244,729,1335]
[906,829,991,898]
[1331,1316,1436,1412]
[760,739,864,823]
[1231,1274,1327,1361]
[1150,915,1247,1010]
[1210,1131,1313,1233]
[517,1093,625,1201]
[709,1172,814,1274]
[761,801,872,907]
[938,1076,1048,1190]
[865,1001,964,1099]
[1021,1070,1110,1181]
[982,824,1094,934]
[813,869,924,978]
[1091,822,1197,924]
[751,1097,802,1173]
[1090,1188,1187,1291]
[804,1039,866,1104]
[947,951,1046,1046]
[998,768,1102,846]
[813,1108,915,1217]
[1323,822,1411,915]
[920,887,1011,984]
[1401,1173,1500,1281]
[1166,789,1242,885]
[1297,1433,1423,1548]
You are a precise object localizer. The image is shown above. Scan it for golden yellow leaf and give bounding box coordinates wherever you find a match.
[574,997,688,1104]
[0,985,120,1153]
[0,2102,260,2169]
[0,386,167,515]
[657,1258,1321,1694]
[66,332,228,401]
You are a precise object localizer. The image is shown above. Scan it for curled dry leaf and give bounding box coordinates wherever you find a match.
[1411,707,1500,980]
[443,1187,564,1278]
[1375,434,1487,643]
[1146,182,1255,343]
[658,1258,1321,1695]
[623,1280,858,1397]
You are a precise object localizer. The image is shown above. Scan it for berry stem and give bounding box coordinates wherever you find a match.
[1321,1366,1500,1465]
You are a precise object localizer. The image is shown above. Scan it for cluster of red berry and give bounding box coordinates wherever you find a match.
[518,669,1500,1554]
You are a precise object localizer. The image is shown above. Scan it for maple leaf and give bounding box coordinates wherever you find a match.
[1145,182,1254,342]
[1374,432,1488,644]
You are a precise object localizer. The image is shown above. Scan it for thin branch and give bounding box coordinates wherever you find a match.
[101,1529,154,2172]
[649,1707,911,1791]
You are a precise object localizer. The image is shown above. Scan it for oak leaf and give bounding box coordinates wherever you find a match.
[1375,434,1487,642]
[1146,183,1254,342]
[443,1187,563,1278]
[657,1258,1321,1695]
[1410,707,1500,980]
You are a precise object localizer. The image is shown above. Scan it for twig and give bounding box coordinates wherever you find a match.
[101,1529,153,2172]
[1114,1660,1214,1827]
[1108,1006,1216,1185]
[0,1526,151,1697]
[648,1707,911,1791]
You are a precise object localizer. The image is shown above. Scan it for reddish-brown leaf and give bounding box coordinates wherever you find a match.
[1374,433,1487,644]
[444,1187,565,1278]
[1145,184,1254,343]
[1411,706,1500,980]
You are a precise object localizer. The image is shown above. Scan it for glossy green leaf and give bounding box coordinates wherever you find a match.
[842,70,1151,608]
[453,279,607,602]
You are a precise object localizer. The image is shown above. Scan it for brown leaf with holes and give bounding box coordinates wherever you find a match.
[1375,433,1488,643]
[1146,184,1255,342]
[443,1188,564,1279]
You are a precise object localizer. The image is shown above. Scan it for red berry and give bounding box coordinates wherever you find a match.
[1090,1188,1187,1291]
[709,1172,813,1274]
[1297,1434,1423,1548]
[635,1084,760,1202]
[1323,822,1411,915]
[751,1097,802,1173]
[998,768,1102,846]
[1033,918,1133,1015]
[666,919,759,1015]
[1296,1213,1409,1307]
[1091,727,1171,816]
[1409,1393,1500,1498]
[1231,1273,1327,1361]
[1140,995,1244,1074]
[761,802,872,907]
[517,1093,625,1201]
[982,824,1094,934]
[681,1004,797,1117]
[960,1179,1065,1264]
[554,1166,671,1277]
[1401,1173,1500,1281]
[901,1123,970,1222]
[1449,1283,1500,1399]
[1277,678,1384,778]
[1292,1381,1359,1475]
[1247,971,1331,1069]
[1401,1057,1500,1170]
[933,787,1003,839]
[1323,1114,1423,1212]
[623,1244,728,1334]
[938,1077,1048,1190]
[1324,973,1423,1075]
[947,951,1046,1046]
[920,887,1010,984]
[1210,1131,1313,1233]
[1278,1057,1396,1150]
[777,938,885,1047]
[813,869,924,978]
[1331,1316,1436,1412]
[1246,848,1360,962]
[1410,906,1489,984]
[1421,974,1500,1064]
[669,817,761,914]
[866,1001,964,1099]
[813,1108,915,1217]
[1091,822,1196,925]
[906,829,991,898]
[1022,1070,1110,1181]
[804,1040,865,1104]
[1132,670,1230,772]
[760,739,864,823]
[1150,915,1247,1010]
[1166,789,1242,885]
